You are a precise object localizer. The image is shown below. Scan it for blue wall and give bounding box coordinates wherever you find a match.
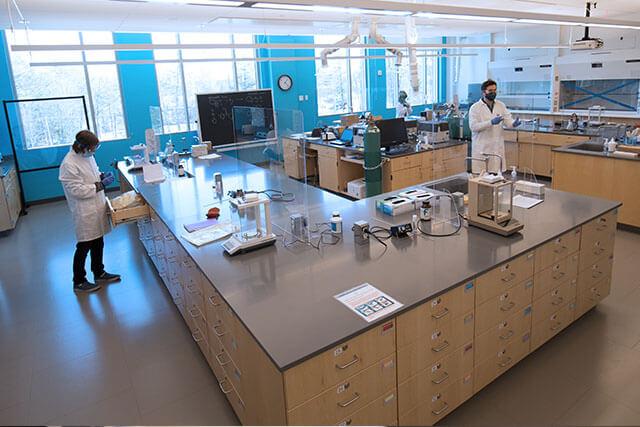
[0,30,445,202]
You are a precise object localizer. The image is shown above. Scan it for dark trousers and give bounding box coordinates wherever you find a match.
[73,237,105,285]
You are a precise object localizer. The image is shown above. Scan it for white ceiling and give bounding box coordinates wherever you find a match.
[2,0,640,37]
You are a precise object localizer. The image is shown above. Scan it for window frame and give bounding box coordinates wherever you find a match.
[152,33,260,134]
[386,51,440,110]
[315,36,369,117]
[5,30,129,147]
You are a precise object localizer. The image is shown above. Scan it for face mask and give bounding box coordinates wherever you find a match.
[81,151,95,158]
[485,92,497,101]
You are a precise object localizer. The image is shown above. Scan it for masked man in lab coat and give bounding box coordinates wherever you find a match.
[59,130,121,293]
[396,90,413,118]
[469,79,521,174]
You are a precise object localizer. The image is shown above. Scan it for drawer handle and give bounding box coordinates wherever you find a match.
[216,351,232,367]
[550,322,562,331]
[163,235,174,241]
[431,308,450,320]
[218,379,233,395]
[188,307,202,319]
[593,247,605,255]
[186,284,199,295]
[552,271,566,280]
[337,393,360,408]
[208,295,221,307]
[431,402,449,416]
[343,419,352,426]
[192,329,204,343]
[173,296,183,304]
[553,245,568,254]
[590,287,602,298]
[498,356,513,368]
[431,340,450,353]
[499,330,514,340]
[501,272,517,283]
[213,323,227,337]
[335,355,360,370]
[552,297,564,306]
[500,302,515,312]
[431,371,450,385]
[592,270,603,279]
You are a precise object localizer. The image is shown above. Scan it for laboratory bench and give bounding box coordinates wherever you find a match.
[0,156,22,232]
[116,154,620,426]
[503,127,592,178]
[552,140,640,228]
[282,135,468,196]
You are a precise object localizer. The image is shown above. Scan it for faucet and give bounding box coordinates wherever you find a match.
[466,156,490,175]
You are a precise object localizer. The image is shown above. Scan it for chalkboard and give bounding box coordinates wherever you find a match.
[196,89,274,147]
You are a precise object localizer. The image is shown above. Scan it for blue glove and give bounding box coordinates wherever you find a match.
[491,115,504,125]
[100,171,115,187]
[513,117,522,128]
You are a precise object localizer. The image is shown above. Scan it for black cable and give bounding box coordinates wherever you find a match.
[364,226,391,248]
[258,189,296,202]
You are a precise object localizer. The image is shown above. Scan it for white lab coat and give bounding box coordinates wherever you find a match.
[469,99,516,173]
[59,149,111,242]
[396,102,412,118]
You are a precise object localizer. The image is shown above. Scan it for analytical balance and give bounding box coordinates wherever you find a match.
[222,194,277,255]
[467,173,524,236]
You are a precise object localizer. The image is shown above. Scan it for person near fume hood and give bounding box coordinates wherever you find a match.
[59,130,121,293]
[396,90,413,118]
[469,79,521,174]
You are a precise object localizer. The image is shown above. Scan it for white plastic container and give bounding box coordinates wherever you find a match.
[330,211,343,234]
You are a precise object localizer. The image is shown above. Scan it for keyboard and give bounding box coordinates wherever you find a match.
[385,145,413,155]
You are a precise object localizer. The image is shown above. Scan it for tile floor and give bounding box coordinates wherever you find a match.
[1,200,640,425]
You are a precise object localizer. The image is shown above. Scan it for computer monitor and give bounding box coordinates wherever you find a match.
[375,118,408,148]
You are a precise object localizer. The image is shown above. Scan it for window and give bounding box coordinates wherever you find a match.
[6,30,127,149]
[315,35,367,116]
[386,51,439,109]
[152,33,259,133]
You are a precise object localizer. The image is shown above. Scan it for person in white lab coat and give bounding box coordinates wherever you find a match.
[396,90,413,118]
[59,130,121,293]
[469,79,521,174]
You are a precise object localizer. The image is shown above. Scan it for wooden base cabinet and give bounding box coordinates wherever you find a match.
[135,208,617,426]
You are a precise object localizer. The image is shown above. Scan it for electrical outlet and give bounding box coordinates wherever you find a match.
[298,95,304,101]
[377,70,383,77]
[304,95,309,100]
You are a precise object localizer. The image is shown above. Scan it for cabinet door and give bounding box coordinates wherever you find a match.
[318,155,340,192]
[613,159,640,227]
[552,152,615,200]
[518,143,552,177]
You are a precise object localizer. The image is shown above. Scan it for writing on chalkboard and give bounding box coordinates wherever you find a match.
[197,90,274,147]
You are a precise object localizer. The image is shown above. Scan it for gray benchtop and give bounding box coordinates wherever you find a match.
[553,141,640,162]
[505,124,602,137]
[119,155,620,371]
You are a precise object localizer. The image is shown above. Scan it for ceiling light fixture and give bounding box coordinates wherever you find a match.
[252,3,410,16]
[414,13,513,22]
[146,0,244,5]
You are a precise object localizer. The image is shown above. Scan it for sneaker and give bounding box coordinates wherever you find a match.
[74,281,102,293]
[95,271,121,284]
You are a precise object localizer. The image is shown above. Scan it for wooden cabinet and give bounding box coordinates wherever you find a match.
[505,141,518,170]
[316,146,341,193]
[612,159,640,227]
[511,131,589,178]
[283,137,317,180]
[518,142,552,177]
[0,166,22,232]
[475,251,535,305]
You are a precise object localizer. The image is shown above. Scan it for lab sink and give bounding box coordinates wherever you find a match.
[423,175,469,195]
[567,142,605,153]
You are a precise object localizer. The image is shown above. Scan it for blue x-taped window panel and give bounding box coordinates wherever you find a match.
[559,79,640,112]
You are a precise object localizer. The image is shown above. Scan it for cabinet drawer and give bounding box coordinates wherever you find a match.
[575,278,612,319]
[399,373,474,426]
[397,312,475,382]
[534,253,579,300]
[581,211,617,246]
[476,251,535,305]
[475,279,534,335]
[185,289,207,336]
[338,389,397,427]
[531,300,576,351]
[284,320,396,409]
[532,279,577,325]
[397,282,475,348]
[204,285,223,328]
[535,228,582,272]
[474,331,531,393]
[206,332,227,382]
[398,341,474,416]
[221,377,247,425]
[577,254,614,294]
[287,355,396,425]
[388,154,422,172]
[315,145,339,159]
[433,144,466,162]
[107,197,150,225]
[579,230,615,271]
[475,305,532,366]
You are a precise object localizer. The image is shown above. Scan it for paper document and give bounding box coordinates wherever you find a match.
[199,153,221,160]
[181,223,235,247]
[513,194,544,209]
[335,283,403,322]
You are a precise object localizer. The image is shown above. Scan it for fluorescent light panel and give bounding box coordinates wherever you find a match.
[252,3,410,16]
[146,0,243,5]
[414,12,513,22]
